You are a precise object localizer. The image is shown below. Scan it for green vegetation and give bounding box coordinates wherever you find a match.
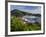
[11,16,41,32]
[11,9,41,32]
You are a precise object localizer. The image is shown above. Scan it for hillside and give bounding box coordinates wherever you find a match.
[11,9,41,31]
[11,9,41,17]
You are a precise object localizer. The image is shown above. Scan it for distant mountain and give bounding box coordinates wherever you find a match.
[11,9,32,16]
[11,9,41,17]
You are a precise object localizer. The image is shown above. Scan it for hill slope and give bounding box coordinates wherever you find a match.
[11,9,41,17]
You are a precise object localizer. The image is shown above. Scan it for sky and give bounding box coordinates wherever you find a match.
[10,5,41,14]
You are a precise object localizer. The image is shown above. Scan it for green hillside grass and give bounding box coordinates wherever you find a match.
[11,16,41,32]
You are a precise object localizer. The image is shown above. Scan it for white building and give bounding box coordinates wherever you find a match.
[22,15,41,24]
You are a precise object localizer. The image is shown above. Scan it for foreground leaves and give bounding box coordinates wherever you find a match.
[11,16,41,32]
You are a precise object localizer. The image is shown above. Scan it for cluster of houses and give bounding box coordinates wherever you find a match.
[22,15,41,24]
